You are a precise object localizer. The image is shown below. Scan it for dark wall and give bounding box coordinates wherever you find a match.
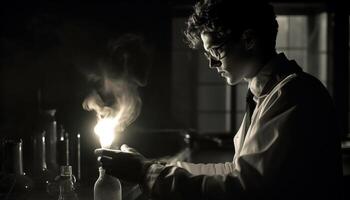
[0,2,174,181]
[0,2,174,133]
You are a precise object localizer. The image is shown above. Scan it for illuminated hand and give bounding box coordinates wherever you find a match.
[95,144,153,183]
[120,144,142,156]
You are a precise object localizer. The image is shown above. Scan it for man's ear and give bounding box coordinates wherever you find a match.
[241,29,256,51]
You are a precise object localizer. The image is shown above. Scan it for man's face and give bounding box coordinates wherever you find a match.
[201,32,250,85]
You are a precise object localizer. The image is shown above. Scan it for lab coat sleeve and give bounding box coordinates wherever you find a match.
[172,161,235,176]
[142,83,315,200]
[143,163,245,200]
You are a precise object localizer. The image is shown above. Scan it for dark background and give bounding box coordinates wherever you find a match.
[0,0,178,134]
[0,0,349,194]
[0,0,182,184]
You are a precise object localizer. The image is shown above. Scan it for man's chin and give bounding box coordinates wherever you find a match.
[226,77,240,86]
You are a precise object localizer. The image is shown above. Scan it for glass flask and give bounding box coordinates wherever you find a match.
[0,139,34,200]
[94,167,122,200]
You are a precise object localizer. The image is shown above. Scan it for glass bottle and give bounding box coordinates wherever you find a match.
[1,139,34,200]
[94,167,122,200]
[57,125,66,166]
[36,89,58,173]
[57,165,78,200]
[31,130,54,190]
[42,109,58,173]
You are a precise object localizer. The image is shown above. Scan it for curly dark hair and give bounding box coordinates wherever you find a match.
[184,0,278,51]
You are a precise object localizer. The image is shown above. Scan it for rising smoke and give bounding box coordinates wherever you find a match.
[81,34,150,142]
[82,75,141,133]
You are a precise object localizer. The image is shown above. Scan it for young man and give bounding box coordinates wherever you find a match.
[96,0,342,199]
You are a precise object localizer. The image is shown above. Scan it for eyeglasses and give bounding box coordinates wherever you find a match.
[203,41,228,61]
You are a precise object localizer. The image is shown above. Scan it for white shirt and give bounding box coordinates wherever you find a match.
[142,53,342,200]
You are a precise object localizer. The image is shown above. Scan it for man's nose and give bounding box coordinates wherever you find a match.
[209,59,222,69]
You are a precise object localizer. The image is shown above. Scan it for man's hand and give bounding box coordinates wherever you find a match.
[95,144,152,183]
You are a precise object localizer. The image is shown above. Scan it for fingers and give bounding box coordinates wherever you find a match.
[96,150,131,165]
[98,155,114,166]
[120,144,138,153]
[97,155,113,162]
[95,145,138,155]
[95,149,120,168]
[94,148,121,157]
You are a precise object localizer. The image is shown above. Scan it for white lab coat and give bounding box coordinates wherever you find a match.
[142,54,342,200]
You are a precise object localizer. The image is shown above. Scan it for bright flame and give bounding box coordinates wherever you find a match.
[94,117,117,148]
[83,76,141,149]
[93,103,126,148]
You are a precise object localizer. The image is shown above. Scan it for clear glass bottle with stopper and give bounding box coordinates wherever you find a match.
[94,166,122,200]
[58,165,78,200]
[47,165,78,200]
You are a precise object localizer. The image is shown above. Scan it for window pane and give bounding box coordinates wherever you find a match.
[285,49,308,70]
[318,53,328,84]
[198,85,228,111]
[289,16,307,48]
[318,13,328,52]
[198,113,230,133]
[276,16,289,48]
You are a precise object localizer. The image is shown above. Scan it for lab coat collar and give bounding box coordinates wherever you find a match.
[247,53,299,101]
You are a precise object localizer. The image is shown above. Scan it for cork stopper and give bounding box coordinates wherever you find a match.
[60,165,72,176]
